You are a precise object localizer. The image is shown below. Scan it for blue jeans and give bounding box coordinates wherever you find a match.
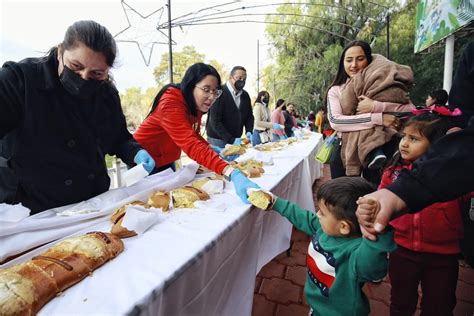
[207,136,228,148]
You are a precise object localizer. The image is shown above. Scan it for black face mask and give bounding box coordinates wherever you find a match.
[234,79,246,91]
[59,64,103,99]
[262,97,269,104]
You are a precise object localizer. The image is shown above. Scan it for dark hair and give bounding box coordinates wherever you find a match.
[323,40,372,116]
[148,63,221,117]
[429,89,449,106]
[406,113,456,143]
[276,98,285,108]
[386,112,458,171]
[281,105,287,111]
[52,20,117,67]
[230,66,247,76]
[255,90,270,105]
[332,40,372,87]
[317,177,375,235]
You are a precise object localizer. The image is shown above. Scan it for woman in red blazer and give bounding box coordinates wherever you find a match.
[134,63,258,202]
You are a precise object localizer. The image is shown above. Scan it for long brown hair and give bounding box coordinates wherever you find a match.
[322,40,373,124]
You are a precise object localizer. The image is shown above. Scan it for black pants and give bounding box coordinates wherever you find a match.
[389,246,459,316]
[329,137,399,186]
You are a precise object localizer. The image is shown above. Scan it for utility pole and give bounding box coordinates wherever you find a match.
[443,35,455,92]
[257,39,260,93]
[386,13,390,60]
[167,0,173,83]
[273,71,276,102]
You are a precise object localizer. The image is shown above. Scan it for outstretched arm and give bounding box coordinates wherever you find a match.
[272,198,320,236]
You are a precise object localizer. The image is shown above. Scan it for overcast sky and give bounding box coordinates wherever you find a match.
[0,0,275,95]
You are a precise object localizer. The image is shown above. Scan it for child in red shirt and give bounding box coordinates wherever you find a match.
[378,109,471,315]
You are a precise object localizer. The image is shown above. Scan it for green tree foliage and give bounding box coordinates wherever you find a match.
[121,45,228,130]
[262,0,398,115]
[261,0,471,113]
[371,0,471,106]
[153,45,206,85]
[120,86,159,130]
[151,47,229,85]
[209,59,229,81]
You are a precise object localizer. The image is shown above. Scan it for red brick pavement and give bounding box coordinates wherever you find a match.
[252,165,474,316]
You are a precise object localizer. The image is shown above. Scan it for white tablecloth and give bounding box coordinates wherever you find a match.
[4,133,322,316]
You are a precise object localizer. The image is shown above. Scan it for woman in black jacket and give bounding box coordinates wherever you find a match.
[0,20,154,214]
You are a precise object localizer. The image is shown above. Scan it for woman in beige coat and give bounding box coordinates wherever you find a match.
[252,90,284,145]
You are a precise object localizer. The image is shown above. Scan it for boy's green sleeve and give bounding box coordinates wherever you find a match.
[272,198,320,236]
[351,228,397,282]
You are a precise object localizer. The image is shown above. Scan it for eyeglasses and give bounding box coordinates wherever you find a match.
[196,85,223,99]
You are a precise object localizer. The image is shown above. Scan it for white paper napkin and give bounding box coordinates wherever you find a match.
[0,203,30,222]
[200,179,224,195]
[56,198,104,216]
[120,205,163,235]
[246,188,262,196]
[293,128,304,140]
[123,163,149,187]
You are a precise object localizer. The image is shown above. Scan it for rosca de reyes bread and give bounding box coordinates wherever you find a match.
[191,177,225,195]
[221,145,246,157]
[110,200,149,238]
[248,190,273,210]
[234,159,263,169]
[242,166,264,178]
[147,191,171,211]
[0,232,124,316]
[233,160,265,178]
[171,186,209,208]
[191,177,212,190]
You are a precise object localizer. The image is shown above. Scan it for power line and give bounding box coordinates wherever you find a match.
[174,20,352,41]
[164,2,358,28]
[171,12,365,33]
[169,1,239,23]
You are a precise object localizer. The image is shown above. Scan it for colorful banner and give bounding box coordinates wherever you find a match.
[415,0,474,53]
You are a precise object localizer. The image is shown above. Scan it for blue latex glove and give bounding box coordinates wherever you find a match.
[230,169,260,203]
[291,127,297,132]
[279,135,288,140]
[210,145,239,162]
[223,154,239,162]
[233,138,242,145]
[134,149,155,173]
[246,132,252,139]
[210,145,223,155]
[272,123,283,130]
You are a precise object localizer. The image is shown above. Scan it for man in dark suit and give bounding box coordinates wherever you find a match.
[206,66,254,147]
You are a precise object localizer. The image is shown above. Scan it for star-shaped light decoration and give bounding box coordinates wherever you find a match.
[114,0,175,66]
